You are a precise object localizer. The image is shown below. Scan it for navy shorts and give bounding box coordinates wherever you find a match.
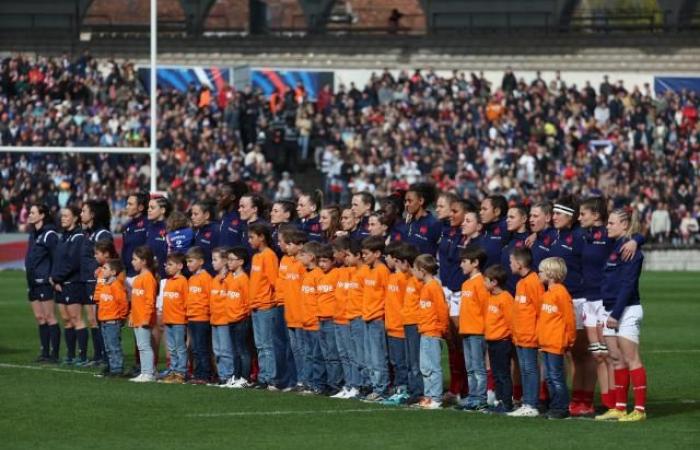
[27,284,54,302]
[55,283,84,305]
[82,282,97,306]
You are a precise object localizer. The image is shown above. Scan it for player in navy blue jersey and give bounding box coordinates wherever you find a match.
[350,192,374,241]
[578,197,640,415]
[596,208,647,422]
[25,203,60,363]
[147,195,172,370]
[50,206,86,365]
[319,205,342,243]
[166,211,194,257]
[501,205,530,296]
[191,200,220,276]
[380,195,407,242]
[479,195,510,269]
[526,202,556,270]
[404,183,441,256]
[217,181,249,248]
[367,211,389,241]
[80,199,113,366]
[297,190,324,242]
[339,205,359,238]
[271,200,297,255]
[122,193,149,284]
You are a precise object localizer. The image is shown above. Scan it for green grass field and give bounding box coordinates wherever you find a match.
[1,270,699,449]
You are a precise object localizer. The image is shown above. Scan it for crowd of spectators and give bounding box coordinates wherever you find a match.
[1,53,698,244]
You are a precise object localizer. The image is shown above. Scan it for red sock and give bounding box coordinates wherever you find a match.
[539,381,549,402]
[487,369,495,391]
[583,390,594,408]
[448,346,466,395]
[570,389,582,405]
[601,391,613,409]
[513,384,523,402]
[614,368,630,411]
[629,367,647,411]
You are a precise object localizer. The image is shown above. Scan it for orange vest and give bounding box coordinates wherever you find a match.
[512,271,544,348]
[346,265,368,320]
[386,271,408,338]
[281,256,305,328]
[401,276,423,326]
[162,274,188,325]
[187,270,212,322]
[301,267,323,331]
[362,263,390,321]
[249,248,278,310]
[95,277,128,322]
[458,272,490,335]
[537,283,576,355]
[130,270,157,327]
[210,273,230,325]
[484,290,514,341]
[418,279,449,338]
[317,268,339,318]
[225,271,250,323]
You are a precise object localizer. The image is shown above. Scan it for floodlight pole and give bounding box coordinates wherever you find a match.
[149,0,158,193]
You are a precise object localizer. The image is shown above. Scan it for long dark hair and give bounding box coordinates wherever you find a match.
[30,203,51,230]
[248,222,274,248]
[133,245,159,278]
[85,199,111,230]
[299,189,324,218]
[407,182,437,209]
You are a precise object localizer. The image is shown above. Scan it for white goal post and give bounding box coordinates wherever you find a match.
[0,0,159,193]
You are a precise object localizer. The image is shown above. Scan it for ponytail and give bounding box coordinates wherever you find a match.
[134,245,159,280]
[611,207,640,239]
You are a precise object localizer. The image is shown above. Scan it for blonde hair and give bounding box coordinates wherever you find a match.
[539,257,567,283]
[414,254,439,275]
[610,207,640,239]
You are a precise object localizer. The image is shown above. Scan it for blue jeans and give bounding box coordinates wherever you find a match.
[334,323,352,388]
[387,336,408,391]
[420,336,443,402]
[349,317,368,387]
[229,318,252,380]
[463,334,487,406]
[487,338,513,410]
[166,324,187,375]
[272,306,296,388]
[364,319,389,395]
[404,324,423,398]
[188,321,211,381]
[252,308,276,384]
[100,321,123,374]
[212,325,234,382]
[516,346,540,408]
[133,326,154,376]
[288,327,305,385]
[542,351,569,411]
[303,329,325,390]
[319,319,342,389]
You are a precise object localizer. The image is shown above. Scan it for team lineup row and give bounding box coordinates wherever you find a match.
[24,183,647,421]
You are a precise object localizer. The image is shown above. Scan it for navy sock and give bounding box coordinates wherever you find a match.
[65,328,76,359]
[76,328,88,359]
[90,327,104,361]
[49,324,61,358]
[38,324,50,357]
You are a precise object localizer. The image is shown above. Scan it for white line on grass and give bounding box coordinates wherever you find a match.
[188,408,413,418]
[0,363,92,375]
[646,349,700,354]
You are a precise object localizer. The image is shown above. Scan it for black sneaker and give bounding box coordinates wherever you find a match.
[546,409,570,420]
[252,382,269,390]
[46,356,59,364]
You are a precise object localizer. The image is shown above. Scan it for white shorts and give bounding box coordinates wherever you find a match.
[573,298,587,330]
[155,279,167,313]
[602,305,643,344]
[443,287,462,318]
[582,300,605,328]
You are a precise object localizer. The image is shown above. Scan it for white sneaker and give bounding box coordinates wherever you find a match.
[487,389,497,406]
[507,405,540,417]
[345,387,359,399]
[232,378,251,389]
[129,373,155,383]
[331,387,349,399]
[420,398,442,410]
[220,376,238,388]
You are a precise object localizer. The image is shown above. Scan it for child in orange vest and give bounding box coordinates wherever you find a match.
[508,247,545,417]
[537,257,576,419]
[483,265,515,413]
[413,254,449,410]
[317,243,343,393]
[224,247,253,388]
[95,258,128,377]
[397,243,422,405]
[186,246,213,384]
[298,241,325,393]
[129,246,158,383]
[161,252,189,384]
[210,247,234,385]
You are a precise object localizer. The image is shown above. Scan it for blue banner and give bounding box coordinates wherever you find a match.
[138,67,232,93]
[251,69,334,100]
[654,77,700,95]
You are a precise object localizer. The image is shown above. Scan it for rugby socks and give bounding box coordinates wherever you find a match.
[448,346,468,396]
[76,328,88,360]
[629,367,647,411]
[614,368,630,411]
[582,390,594,408]
[49,324,61,358]
[487,369,495,392]
[90,327,104,362]
[65,327,76,359]
[539,381,549,402]
[601,391,615,409]
[570,389,583,405]
[38,324,50,357]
